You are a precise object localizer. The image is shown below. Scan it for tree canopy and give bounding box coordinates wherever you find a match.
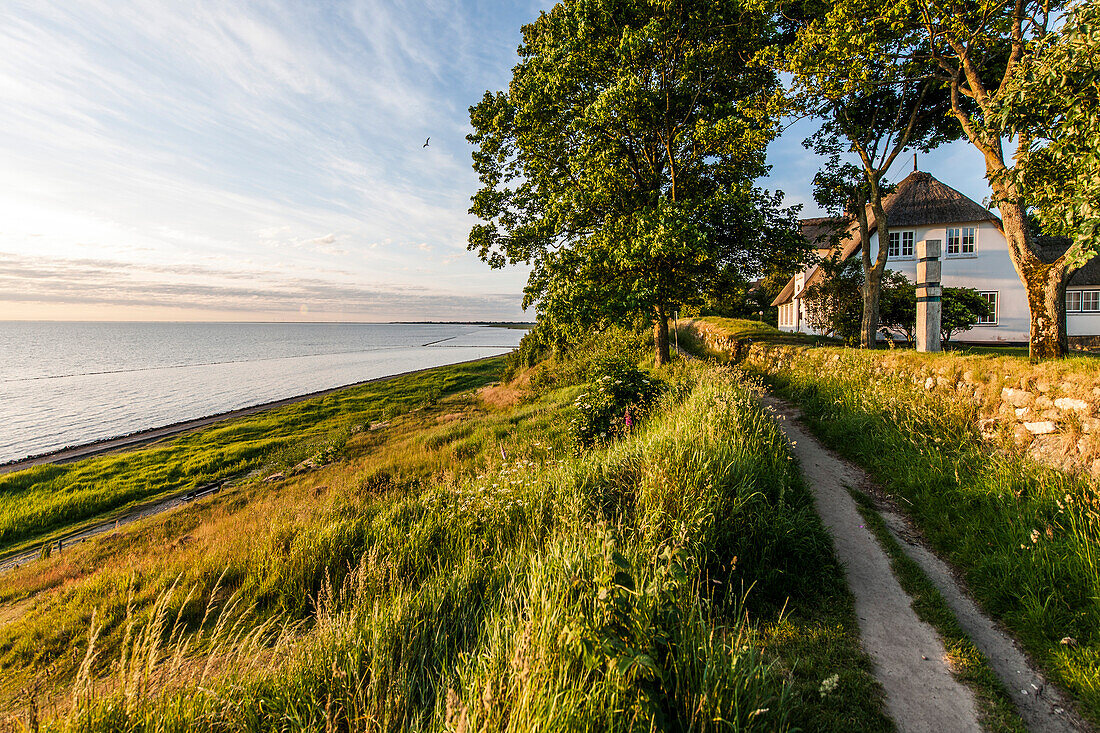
[772,0,956,348]
[467,0,807,364]
[997,1,1100,271]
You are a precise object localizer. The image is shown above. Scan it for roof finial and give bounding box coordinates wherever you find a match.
[913,151,918,172]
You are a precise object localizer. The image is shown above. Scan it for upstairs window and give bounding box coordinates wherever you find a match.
[947,227,976,256]
[978,291,998,324]
[888,231,914,258]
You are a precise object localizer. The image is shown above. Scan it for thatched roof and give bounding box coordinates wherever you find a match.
[771,171,999,306]
[883,171,998,228]
[1040,237,1100,286]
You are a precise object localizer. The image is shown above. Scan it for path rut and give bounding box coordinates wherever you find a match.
[762,395,1088,732]
[763,395,983,732]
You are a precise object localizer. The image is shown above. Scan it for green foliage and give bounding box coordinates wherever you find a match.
[467,0,808,363]
[22,362,891,731]
[941,288,993,344]
[569,360,663,449]
[997,1,1100,270]
[877,270,916,343]
[802,254,863,343]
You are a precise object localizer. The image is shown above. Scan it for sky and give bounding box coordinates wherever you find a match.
[0,1,996,323]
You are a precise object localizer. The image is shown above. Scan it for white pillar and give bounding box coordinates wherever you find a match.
[916,239,942,352]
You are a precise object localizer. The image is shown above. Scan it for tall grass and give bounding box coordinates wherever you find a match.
[743,348,1100,724]
[13,363,889,731]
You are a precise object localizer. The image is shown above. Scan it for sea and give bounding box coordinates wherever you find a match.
[0,322,525,465]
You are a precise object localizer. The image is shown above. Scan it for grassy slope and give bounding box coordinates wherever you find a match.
[1,354,889,731]
[690,318,1100,724]
[0,358,504,559]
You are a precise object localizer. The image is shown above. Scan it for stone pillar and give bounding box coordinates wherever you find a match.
[916,239,942,352]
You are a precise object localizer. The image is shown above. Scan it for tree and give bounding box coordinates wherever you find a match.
[895,0,1072,359]
[778,2,955,348]
[467,0,804,366]
[997,1,1100,276]
[876,273,992,345]
[802,254,863,343]
[878,270,916,344]
[941,289,993,345]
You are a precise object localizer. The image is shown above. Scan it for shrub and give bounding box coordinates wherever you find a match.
[570,360,663,449]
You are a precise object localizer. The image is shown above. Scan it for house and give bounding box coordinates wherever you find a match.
[772,170,1100,344]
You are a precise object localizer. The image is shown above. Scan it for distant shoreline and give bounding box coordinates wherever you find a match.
[0,354,506,476]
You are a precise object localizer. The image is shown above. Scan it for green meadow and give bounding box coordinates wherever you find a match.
[0,359,503,562]
[0,336,890,731]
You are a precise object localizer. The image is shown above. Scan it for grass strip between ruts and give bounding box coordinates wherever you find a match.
[847,487,1027,732]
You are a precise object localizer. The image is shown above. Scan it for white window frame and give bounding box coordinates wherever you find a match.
[1067,290,1082,312]
[1083,291,1100,313]
[887,231,915,259]
[978,291,998,325]
[946,226,977,257]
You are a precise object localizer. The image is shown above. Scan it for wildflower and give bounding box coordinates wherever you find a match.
[819,674,840,696]
[1030,529,1040,544]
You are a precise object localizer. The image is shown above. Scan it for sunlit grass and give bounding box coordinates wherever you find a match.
[734,344,1100,724]
[0,358,506,558]
[2,355,890,731]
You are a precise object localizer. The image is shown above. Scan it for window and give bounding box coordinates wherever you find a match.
[1068,291,1082,312]
[1084,291,1100,312]
[947,227,976,256]
[780,304,790,327]
[978,291,998,324]
[888,231,914,258]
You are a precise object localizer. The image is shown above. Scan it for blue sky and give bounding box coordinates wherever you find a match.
[0,1,994,322]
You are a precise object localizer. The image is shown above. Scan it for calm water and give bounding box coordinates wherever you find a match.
[0,322,525,464]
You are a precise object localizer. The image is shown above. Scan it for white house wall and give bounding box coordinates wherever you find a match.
[1068,287,1100,336]
[778,220,1038,343]
[864,221,1028,343]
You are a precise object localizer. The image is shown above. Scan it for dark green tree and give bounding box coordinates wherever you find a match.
[878,270,917,345]
[940,288,993,346]
[467,0,805,365]
[802,254,863,343]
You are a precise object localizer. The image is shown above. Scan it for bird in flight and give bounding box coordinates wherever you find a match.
[423,137,430,147]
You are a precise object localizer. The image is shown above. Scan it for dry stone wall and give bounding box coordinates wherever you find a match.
[680,320,1100,478]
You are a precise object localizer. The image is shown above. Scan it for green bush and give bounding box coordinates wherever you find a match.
[570,360,663,449]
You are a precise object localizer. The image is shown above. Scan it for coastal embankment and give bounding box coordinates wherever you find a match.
[0,357,509,565]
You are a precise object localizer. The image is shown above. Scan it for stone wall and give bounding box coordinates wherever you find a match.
[679,319,1100,478]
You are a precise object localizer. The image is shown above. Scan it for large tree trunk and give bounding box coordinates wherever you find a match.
[993,189,1070,360]
[861,268,884,348]
[857,185,889,349]
[653,305,670,366]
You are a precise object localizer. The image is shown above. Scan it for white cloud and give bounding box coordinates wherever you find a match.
[0,0,542,321]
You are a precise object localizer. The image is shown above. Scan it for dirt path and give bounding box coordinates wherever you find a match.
[763,395,982,732]
[762,395,1087,733]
